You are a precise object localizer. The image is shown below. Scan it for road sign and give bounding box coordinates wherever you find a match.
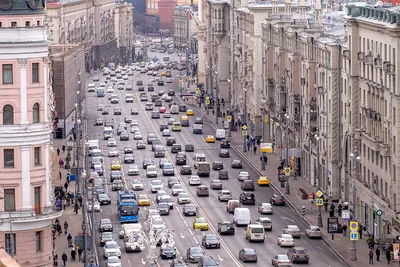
[350,232,359,241]
[376,210,384,216]
[242,125,247,130]
[260,143,273,153]
[226,116,232,122]
[316,198,324,206]
[284,167,291,176]
[349,221,358,231]
[327,217,339,233]
[342,210,351,220]
[316,190,323,198]
[308,194,314,199]
[242,130,248,136]
[69,174,76,182]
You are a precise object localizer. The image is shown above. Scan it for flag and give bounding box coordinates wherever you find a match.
[188,11,193,19]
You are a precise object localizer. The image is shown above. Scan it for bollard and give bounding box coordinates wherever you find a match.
[302,206,306,216]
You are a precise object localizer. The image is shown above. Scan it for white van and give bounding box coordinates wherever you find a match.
[216,129,226,140]
[170,105,179,114]
[193,153,206,169]
[87,83,95,92]
[103,126,113,140]
[233,207,251,226]
[246,224,265,243]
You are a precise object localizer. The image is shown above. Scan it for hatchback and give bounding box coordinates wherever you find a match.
[241,180,255,191]
[287,247,309,263]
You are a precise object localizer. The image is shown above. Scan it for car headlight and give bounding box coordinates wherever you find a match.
[206,242,210,246]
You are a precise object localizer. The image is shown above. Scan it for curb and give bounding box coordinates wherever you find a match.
[191,103,352,267]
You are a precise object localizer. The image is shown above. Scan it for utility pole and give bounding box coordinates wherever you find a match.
[315,134,323,228]
[350,147,360,261]
[214,71,219,124]
[284,114,290,195]
[243,87,247,153]
[75,71,81,201]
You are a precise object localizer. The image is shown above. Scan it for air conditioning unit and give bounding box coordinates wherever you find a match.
[343,50,350,59]
[357,52,365,61]
[383,61,390,72]
[318,86,324,94]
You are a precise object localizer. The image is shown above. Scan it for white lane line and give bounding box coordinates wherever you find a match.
[188,228,193,235]
[193,236,199,244]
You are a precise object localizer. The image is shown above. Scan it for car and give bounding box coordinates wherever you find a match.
[95,118,103,126]
[272,254,292,266]
[212,161,224,170]
[186,109,194,116]
[103,241,121,259]
[160,124,169,132]
[111,160,121,170]
[241,179,255,191]
[179,104,187,112]
[158,202,170,215]
[198,256,218,267]
[220,139,230,148]
[168,118,176,125]
[186,246,204,263]
[112,180,123,191]
[163,112,171,118]
[166,78,173,83]
[255,217,273,231]
[238,171,250,181]
[283,225,301,237]
[156,190,168,203]
[193,217,209,230]
[182,203,196,216]
[151,179,163,193]
[167,177,179,188]
[158,195,174,209]
[210,179,223,190]
[258,203,273,214]
[138,86,145,92]
[120,132,129,141]
[147,134,158,144]
[125,95,134,103]
[128,164,139,176]
[218,170,229,180]
[102,109,110,115]
[124,147,133,154]
[107,138,117,147]
[136,140,146,149]
[171,184,185,196]
[131,108,139,115]
[270,194,286,205]
[177,192,190,204]
[100,232,113,246]
[158,80,164,86]
[162,163,175,176]
[151,111,160,119]
[136,80,143,85]
[231,159,243,168]
[142,158,154,169]
[108,149,119,157]
[202,234,220,249]
[239,248,258,262]
[87,200,101,212]
[185,144,194,152]
[94,165,104,176]
[257,176,270,186]
[147,165,158,178]
[217,221,235,235]
[89,171,99,183]
[166,137,176,146]
[98,193,111,205]
[159,106,167,113]
[168,90,175,96]
[124,154,135,164]
[162,129,171,137]
[113,108,122,115]
[159,158,170,169]
[305,225,322,238]
[205,135,215,143]
[189,175,201,186]
[239,191,255,205]
[196,185,209,197]
[217,190,232,202]
[138,194,151,206]
[170,260,187,267]
[179,165,192,175]
[93,177,103,187]
[99,218,113,232]
[134,133,143,140]
[219,149,230,158]
[287,247,309,263]
[277,234,295,247]
[131,179,144,191]
[171,144,181,153]
[194,117,203,124]
[106,87,114,93]
[160,244,177,259]
[124,116,133,123]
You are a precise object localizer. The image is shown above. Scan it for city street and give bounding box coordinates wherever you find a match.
[85,52,348,267]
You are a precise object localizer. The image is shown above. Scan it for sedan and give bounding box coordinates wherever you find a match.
[239,248,258,263]
[166,137,176,146]
[180,165,192,175]
[258,203,273,214]
[124,154,135,164]
[131,108,139,115]
[98,193,111,205]
[277,234,295,247]
[137,194,151,206]
[151,179,163,193]
[202,234,220,249]
[212,161,224,170]
[99,218,113,232]
[255,217,273,231]
[270,194,286,205]
[287,247,309,264]
[272,254,292,267]
[160,244,176,259]
[182,204,197,216]
[112,180,123,191]
[217,221,235,235]
[134,133,143,140]
[171,184,185,196]
[107,138,117,147]
[177,192,190,204]
[87,201,101,212]
[238,171,250,181]
[193,218,209,231]
[219,149,230,158]
[231,159,243,168]
[218,170,229,180]
[113,108,122,115]
[163,112,171,118]
[217,190,232,202]
[162,129,171,137]
[210,180,223,190]
[305,225,322,238]
[186,246,204,263]
[189,175,201,186]
[136,140,146,149]
[128,164,139,176]
[131,179,144,191]
[124,147,133,154]
[100,232,113,246]
[158,202,170,215]
[95,118,103,126]
[108,149,119,157]
[106,256,122,266]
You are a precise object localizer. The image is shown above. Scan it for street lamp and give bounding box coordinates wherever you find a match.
[214,71,219,125]
[349,147,361,261]
[243,87,248,153]
[314,134,323,228]
[0,192,14,258]
[284,114,290,195]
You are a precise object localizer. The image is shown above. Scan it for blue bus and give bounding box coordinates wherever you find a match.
[117,190,139,223]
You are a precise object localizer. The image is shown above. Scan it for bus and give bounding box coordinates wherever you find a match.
[117,190,139,223]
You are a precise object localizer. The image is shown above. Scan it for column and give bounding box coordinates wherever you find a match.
[45,143,51,206]
[18,59,28,124]
[21,146,31,209]
[43,57,48,122]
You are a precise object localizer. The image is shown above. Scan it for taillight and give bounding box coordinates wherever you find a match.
[306,254,310,258]
[278,261,282,264]
[281,240,285,242]
[293,254,296,257]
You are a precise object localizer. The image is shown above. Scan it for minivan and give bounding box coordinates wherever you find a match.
[103,126,113,140]
[246,224,265,243]
[226,200,241,213]
[216,129,226,140]
[233,207,251,226]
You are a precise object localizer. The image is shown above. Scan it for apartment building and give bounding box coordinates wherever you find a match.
[173,5,199,48]
[115,2,134,65]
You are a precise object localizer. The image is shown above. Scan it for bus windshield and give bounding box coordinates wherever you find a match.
[120,205,139,215]
[120,195,136,202]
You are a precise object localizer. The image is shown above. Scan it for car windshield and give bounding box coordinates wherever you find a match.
[101,219,111,224]
[164,164,173,169]
[179,193,189,198]
[120,206,139,215]
[133,180,142,184]
[159,203,169,208]
[206,235,217,241]
[152,181,162,185]
[190,247,203,254]
[196,218,206,223]
[139,195,149,199]
[244,249,256,255]
[185,205,195,210]
[160,197,172,202]
[108,257,121,263]
[106,242,119,249]
[148,166,156,171]
[295,249,307,254]
[101,232,112,239]
[277,255,289,260]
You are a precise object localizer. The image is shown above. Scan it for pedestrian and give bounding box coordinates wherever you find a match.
[67,233,72,247]
[359,225,363,239]
[59,171,62,180]
[376,247,380,261]
[62,198,66,210]
[74,203,79,215]
[57,148,60,156]
[253,145,257,155]
[369,249,374,264]
[61,252,67,267]
[70,248,76,261]
[342,224,348,236]
[247,141,251,151]
[59,158,63,167]
[66,174,70,183]
[212,110,215,115]
[62,144,66,153]
[324,200,328,212]
[64,181,68,191]
[78,248,83,262]
[64,221,68,235]
[386,249,391,264]
[57,224,62,236]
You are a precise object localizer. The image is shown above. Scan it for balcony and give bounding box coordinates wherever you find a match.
[361,132,383,151]
[294,94,300,103]
[379,143,391,157]
[0,206,62,223]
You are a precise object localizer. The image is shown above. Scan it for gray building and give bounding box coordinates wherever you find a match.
[173,5,198,49]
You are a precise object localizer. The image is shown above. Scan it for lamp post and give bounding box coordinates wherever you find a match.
[227,78,231,138]
[0,192,14,258]
[214,71,219,124]
[75,74,82,200]
[243,87,247,153]
[284,114,290,195]
[206,65,210,115]
[349,147,360,261]
[315,134,323,228]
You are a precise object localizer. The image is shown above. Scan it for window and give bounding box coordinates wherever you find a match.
[0,22,2,28]
[37,20,40,26]
[25,21,30,27]
[3,105,13,125]
[4,149,14,168]
[35,231,41,252]
[32,103,39,123]
[34,147,40,166]
[32,63,39,83]
[2,64,13,84]
[5,234,16,255]
[11,22,16,27]
[4,189,15,211]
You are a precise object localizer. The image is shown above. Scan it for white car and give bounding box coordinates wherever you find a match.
[128,164,139,175]
[166,78,172,83]
[161,94,168,100]
[177,192,190,204]
[107,138,117,147]
[108,149,119,157]
[146,165,158,178]
[258,203,273,214]
[134,133,143,140]
[131,120,139,127]
[123,75,129,80]
[131,126,140,133]
[238,171,250,181]
[151,179,163,193]
[107,87,114,93]
[168,118,176,125]
[283,225,301,237]
[165,96,172,102]
[171,184,185,196]
[131,179,144,191]
[163,112,171,118]
[162,129,171,137]
[156,190,168,203]
[277,234,294,247]
[87,201,101,212]
[103,241,121,259]
[189,175,201,186]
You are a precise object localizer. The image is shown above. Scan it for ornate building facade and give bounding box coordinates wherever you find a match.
[115,2,134,65]
[173,5,198,48]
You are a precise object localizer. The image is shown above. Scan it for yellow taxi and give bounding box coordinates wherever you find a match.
[137,194,151,206]
[205,135,215,143]
[161,71,167,76]
[193,217,209,231]
[180,115,188,121]
[172,122,182,131]
[257,176,270,186]
[111,160,121,170]
[186,109,194,116]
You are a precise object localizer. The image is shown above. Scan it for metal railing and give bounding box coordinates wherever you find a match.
[0,206,61,221]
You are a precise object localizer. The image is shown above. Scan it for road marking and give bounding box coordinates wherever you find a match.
[193,236,199,244]
[141,258,146,265]
[188,228,193,235]
[180,232,185,238]
[184,220,188,227]
[281,216,295,222]
[218,255,224,261]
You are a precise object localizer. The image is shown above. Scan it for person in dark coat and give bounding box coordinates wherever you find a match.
[70,248,76,261]
[61,252,67,266]
[369,249,373,264]
[62,144,66,153]
[342,224,348,236]
[376,247,380,261]
[57,148,60,156]
[359,225,363,239]
[77,248,83,261]
[74,203,79,215]
[386,249,391,264]
[67,233,72,247]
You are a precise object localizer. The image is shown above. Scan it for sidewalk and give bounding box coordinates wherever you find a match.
[192,102,390,267]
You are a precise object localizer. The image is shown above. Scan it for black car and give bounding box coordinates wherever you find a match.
[99,218,113,232]
[124,154,135,164]
[120,132,129,141]
[112,180,123,191]
[270,193,286,205]
[124,147,133,154]
[231,159,243,168]
[166,137,176,146]
[142,158,154,169]
[179,104,187,112]
[171,144,182,153]
[218,170,229,180]
[186,246,204,263]
[219,149,230,158]
[136,80,143,86]
[158,80,164,86]
[110,170,122,182]
[160,124,169,131]
[136,140,146,149]
[180,165,192,175]
[202,234,220,249]
[168,90,175,96]
[220,139,230,148]
[160,244,176,259]
[147,134,158,144]
[148,86,155,91]
[113,108,122,115]
[98,193,111,205]
[241,180,255,191]
[288,247,309,263]
[212,161,224,170]
[100,232,113,246]
[168,177,179,188]
[175,152,187,165]
[198,256,218,267]
[239,248,258,262]
[217,221,235,235]
[158,202,170,216]
[182,204,197,216]
[239,191,256,205]
[138,86,145,91]
[170,259,187,267]
[185,144,194,152]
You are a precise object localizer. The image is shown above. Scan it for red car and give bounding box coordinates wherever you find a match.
[231,160,243,168]
[159,107,167,113]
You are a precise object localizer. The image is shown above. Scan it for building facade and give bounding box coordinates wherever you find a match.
[115,2,134,65]
[158,0,175,32]
[173,5,198,48]
[0,1,61,266]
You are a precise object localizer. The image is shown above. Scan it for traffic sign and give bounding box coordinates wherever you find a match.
[349,221,358,231]
[316,198,324,206]
[242,130,248,136]
[263,115,269,124]
[316,190,323,198]
[284,167,291,176]
[242,125,247,130]
[350,232,359,241]
[308,194,314,199]
[376,210,384,216]
[226,116,232,122]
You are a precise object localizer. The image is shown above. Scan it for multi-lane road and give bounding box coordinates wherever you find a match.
[85,51,347,267]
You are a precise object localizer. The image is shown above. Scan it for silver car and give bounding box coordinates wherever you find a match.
[305,225,322,238]
[271,255,292,267]
[177,192,190,204]
[107,138,117,147]
[128,164,139,176]
[255,217,272,231]
[131,179,144,191]
[283,225,301,238]
[171,184,185,196]
[217,190,232,202]
[258,203,273,214]
[108,149,119,157]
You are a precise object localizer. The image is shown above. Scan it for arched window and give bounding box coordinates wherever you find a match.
[33,103,39,123]
[3,105,14,125]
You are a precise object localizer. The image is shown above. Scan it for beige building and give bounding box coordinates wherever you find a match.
[173,5,198,48]
[115,2,134,65]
